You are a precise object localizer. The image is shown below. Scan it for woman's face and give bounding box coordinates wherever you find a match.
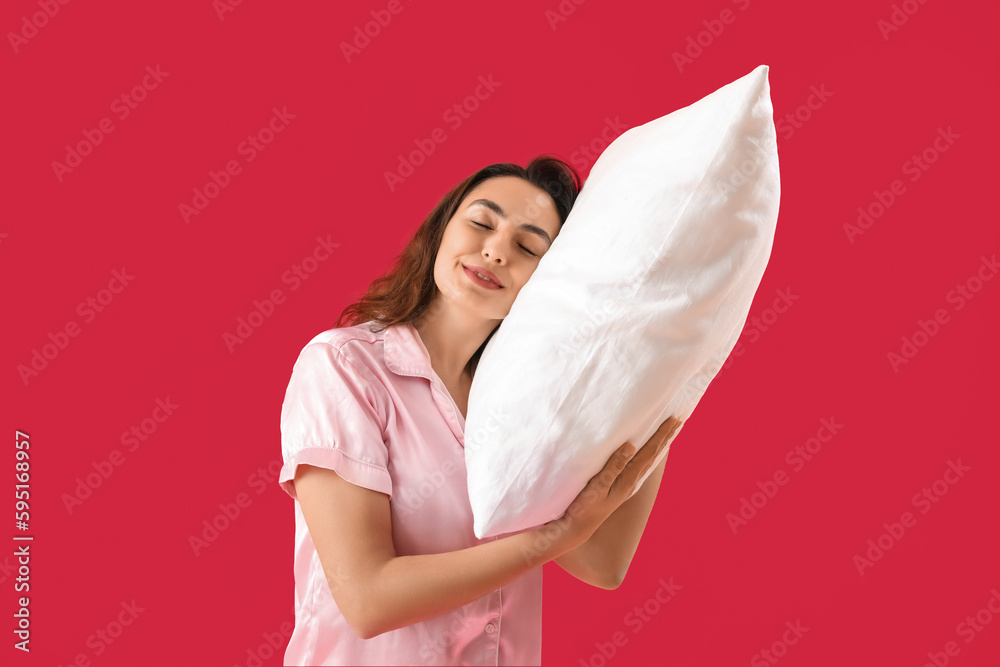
[432,176,562,321]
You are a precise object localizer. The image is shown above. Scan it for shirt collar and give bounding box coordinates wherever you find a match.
[383,321,435,380]
[382,321,467,442]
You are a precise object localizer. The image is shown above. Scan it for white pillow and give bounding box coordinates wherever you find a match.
[464,65,780,539]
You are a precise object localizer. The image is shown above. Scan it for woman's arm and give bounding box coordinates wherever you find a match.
[294,427,666,639]
[553,417,681,589]
[295,464,566,639]
[553,453,667,589]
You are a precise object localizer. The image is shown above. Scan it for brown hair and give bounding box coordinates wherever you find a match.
[334,155,581,372]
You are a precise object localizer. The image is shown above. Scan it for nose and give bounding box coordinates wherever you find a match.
[482,240,506,265]
[482,223,524,265]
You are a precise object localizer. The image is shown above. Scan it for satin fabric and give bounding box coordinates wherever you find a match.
[278,321,542,665]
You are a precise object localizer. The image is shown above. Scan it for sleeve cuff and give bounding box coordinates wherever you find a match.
[279,446,393,501]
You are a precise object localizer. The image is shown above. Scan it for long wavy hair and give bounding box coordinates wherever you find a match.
[335,154,581,373]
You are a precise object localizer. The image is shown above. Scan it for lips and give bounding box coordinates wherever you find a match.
[463,264,503,289]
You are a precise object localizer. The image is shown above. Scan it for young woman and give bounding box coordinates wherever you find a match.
[277,155,681,665]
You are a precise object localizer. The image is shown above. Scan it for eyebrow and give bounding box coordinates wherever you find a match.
[467,199,553,246]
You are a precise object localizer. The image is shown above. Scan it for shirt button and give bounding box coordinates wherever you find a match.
[484,622,497,634]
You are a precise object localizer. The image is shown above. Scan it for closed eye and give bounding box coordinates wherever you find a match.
[471,221,538,257]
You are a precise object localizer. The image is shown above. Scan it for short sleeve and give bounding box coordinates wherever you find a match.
[278,341,392,501]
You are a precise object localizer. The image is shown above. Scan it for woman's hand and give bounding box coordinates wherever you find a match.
[545,416,683,552]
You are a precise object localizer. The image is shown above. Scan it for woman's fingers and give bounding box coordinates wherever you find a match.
[629,416,683,466]
[590,442,636,492]
[650,416,682,445]
[553,416,686,546]
[612,416,683,492]
[590,416,683,495]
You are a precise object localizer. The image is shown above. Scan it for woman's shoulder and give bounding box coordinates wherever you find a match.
[301,320,384,352]
[292,320,394,378]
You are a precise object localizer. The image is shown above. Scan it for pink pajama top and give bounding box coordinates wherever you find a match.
[278,321,543,666]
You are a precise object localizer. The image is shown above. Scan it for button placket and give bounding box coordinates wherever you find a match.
[430,380,465,441]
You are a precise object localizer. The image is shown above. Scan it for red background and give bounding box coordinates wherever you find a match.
[3,1,998,665]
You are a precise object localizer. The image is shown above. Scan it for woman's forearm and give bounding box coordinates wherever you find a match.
[362,527,573,638]
[563,452,668,588]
